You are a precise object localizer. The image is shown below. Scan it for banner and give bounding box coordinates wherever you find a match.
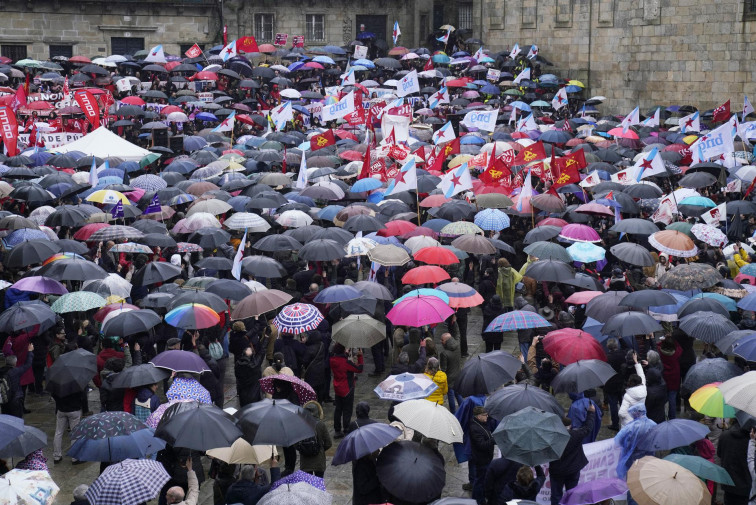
[292,35,304,48]
[74,90,100,129]
[321,91,355,122]
[651,197,676,224]
[17,132,83,149]
[486,69,501,82]
[0,106,19,156]
[461,109,499,132]
[354,45,368,59]
[274,33,288,46]
[396,70,420,97]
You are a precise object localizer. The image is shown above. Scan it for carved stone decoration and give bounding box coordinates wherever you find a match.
[342,17,352,45]
[643,0,661,23]
[597,0,615,26]
[521,0,537,28]
[555,0,573,27]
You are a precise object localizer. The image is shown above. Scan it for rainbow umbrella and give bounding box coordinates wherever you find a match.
[272,303,324,335]
[689,382,736,418]
[164,303,219,330]
[386,295,454,327]
[42,252,85,265]
[438,281,485,308]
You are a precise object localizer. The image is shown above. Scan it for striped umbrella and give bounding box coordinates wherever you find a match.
[374,373,438,401]
[438,281,484,308]
[485,310,553,332]
[649,230,698,258]
[224,212,271,231]
[272,303,324,335]
[164,304,220,330]
[51,291,107,313]
[89,225,144,242]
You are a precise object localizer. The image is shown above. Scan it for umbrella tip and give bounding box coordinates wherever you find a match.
[673,471,677,479]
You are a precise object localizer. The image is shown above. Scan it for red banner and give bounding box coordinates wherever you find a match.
[74,90,100,129]
[274,33,289,46]
[0,106,19,157]
[310,129,336,151]
[512,140,547,166]
[238,36,259,53]
[292,36,304,48]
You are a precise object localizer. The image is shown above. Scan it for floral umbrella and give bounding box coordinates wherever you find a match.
[690,224,727,247]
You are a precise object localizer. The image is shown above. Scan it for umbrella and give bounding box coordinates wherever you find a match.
[524,225,562,244]
[523,241,571,262]
[602,311,663,337]
[259,482,332,505]
[376,441,446,504]
[679,311,737,343]
[353,280,394,300]
[206,439,277,465]
[620,290,678,309]
[683,358,743,394]
[85,459,170,505]
[131,262,181,286]
[387,295,455,326]
[451,234,497,255]
[610,218,660,235]
[206,279,254,301]
[69,412,164,462]
[332,314,386,348]
[150,350,211,373]
[662,453,734,485]
[584,291,632,322]
[50,291,107,313]
[0,301,57,333]
[558,223,601,243]
[102,310,162,338]
[648,230,698,258]
[485,310,552,332]
[565,291,603,305]
[36,258,108,281]
[543,328,607,364]
[719,371,756,417]
[259,374,317,404]
[493,406,570,466]
[367,244,411,266]
[331,423,401,465]
[0,425,47,459]
[414,246,460,265]
[155,401,242,451]
[236,398,317,446]
[44,348,96,396]
[110,364,170,389]
[313,285,362,304]
[165,303,220,330]
[166,290,227,313]
[550,359,617,394]
[484,383,564,420]
[453,351,522,397]
[298,238,345,261]
[402,265,451,284]
[0,415,26,450]
[0,469,59,505]
[627,456,710,505]
[640,419,711,451]
[393,399,463,444]
[374,373,438,401]
[524,259,576,282]
[4,240,60,268]
[560,478,628,505]
[10,276,67,295]
[437,281,484,308]
[231,290,292,319]
[272,303,324,335]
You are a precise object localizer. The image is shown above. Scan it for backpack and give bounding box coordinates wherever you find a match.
[208,341,224,361]
[0,372,10,405]
[295,435,321,457]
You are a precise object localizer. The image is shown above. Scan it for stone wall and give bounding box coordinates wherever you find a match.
[473,0,756,112]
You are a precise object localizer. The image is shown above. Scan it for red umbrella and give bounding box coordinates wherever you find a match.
[94,303,141,322]
[564,291,604,305]
[258,44,277,53]
[575,202,614,217]
[414,246,459,266]
[419,195,451,208]
[339,150,364,162]
[400,227,439,240]
[161,105,183,115]
[537,217,568,228]
[402,265,451,285]
[259,374,317,404]
[378,221,417,237]
[69,55,91,64]
[194,71,218,81]
[121,96,146,106]
[543,328,607,365]
[607,127,639,139]
[73,223,111,241]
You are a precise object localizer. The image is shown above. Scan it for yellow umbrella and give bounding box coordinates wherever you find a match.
[105,295,126,305]
[206,439,277,465]
[86,190,130,205]
[448,154,473,169]
[224,161,246,172]
[683,135,699,145]
[568,80,585,87]
[627,456,710,505]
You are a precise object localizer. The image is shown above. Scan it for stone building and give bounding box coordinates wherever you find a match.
[471,0,756,111]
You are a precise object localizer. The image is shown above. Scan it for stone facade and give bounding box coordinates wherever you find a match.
[473,0,756,111]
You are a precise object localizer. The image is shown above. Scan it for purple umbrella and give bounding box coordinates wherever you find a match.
[560,478,628,505]
[150,350,211,374]
[269,470,326,492]
[11,276,68,295]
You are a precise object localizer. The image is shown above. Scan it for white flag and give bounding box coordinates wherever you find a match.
[429,87,449,110]
[396,70,420,97]
[296,150,308,189]
[526,45,539,59]
[551,87,569,111]
[212,111,236,132]
[341,69,355,87]
[384,158,417,195]
[744,96,755,122]
[432,121,456,145]
[88,158,99,187]
[439,162,473,198]
[461,109,499,132]
[231,229,247,280]
[636,147,667,179]
[144,45,167,63]
[270,101,293,130]
[679,111,700,134]
[516,112,537,132]
[221,40,237,62]
[321,91,355,122]
[690,120,735,163]
[513,67,530,84]
[509,43,521,59]
[643,108,660,127]
[620,106,640,133]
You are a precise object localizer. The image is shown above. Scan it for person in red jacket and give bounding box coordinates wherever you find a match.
[94,337,125,388]
[659,336,682,419]
[329,343,363,438]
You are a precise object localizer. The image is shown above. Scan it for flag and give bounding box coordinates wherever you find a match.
[643,108,660,127]
[636,147,666,179]
[512,141,547,165]
[185,43,203,58]
[310,129,336,151]
[384,157,417,195]
[440,162,473,198]
[212,111,236,132]
[321,91,355,122]
[679,111,700,133]
[516,112,538,132]
[384,127,396,146]
[620,106,640,133]
[270,101,293,130]
[0,107,18,157]
[73,90,100,129]
[479,145,512,186]
[437,28,451,44]
[552,87,568,111]
[296,149,308,189]
[651,198,674,225]
[238,36,259,53]
[393,21,401,45]
[513,67,530,84]
[552,157,581,189]
[712,99,731,122]
[231,229,247,280]
[423,58,434,72]
[461,109,499,132]
[526,44,539,59]
[432,121,455,145]
[144,194,161,215]
[744,96,754,122]
[580,171,602,188]
[10,85,26,113]
[358,132,374,179]
[62,76,70,96]
[690,120,735,163]
[396,70,420,97]
[509,43,521,59]
[428,87,449,109]
[88,157,98,187]
[111,200,124,220]
[516,168,533,212]
[144,45,167,63]
[473,46,485,61]
[341,68,355,86]
[221,39,237,62]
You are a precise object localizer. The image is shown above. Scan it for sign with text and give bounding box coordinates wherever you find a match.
[18,132,83,149]
[274,33,288,46]
[292,35,304,48]
[354,45,368,59]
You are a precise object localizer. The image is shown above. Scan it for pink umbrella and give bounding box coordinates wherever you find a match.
[386,295,454,327]
[565,291,604,305]
[575,202,614,217]
[559,223,602,243]
[462,90,480,99]
[259,374,317,404]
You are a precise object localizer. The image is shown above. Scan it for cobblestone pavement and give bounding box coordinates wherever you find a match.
[21,308,618,504]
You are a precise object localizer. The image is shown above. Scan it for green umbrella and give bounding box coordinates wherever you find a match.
[530,100,551,107]
[15,59,42,68]
[183,276,218,290]
[139,153,162,169]
[662,454,734,485]
[50,291,107,314]
[666,222,694,237]
[523,241,571,262]
[493,406,570,466]
[440,222,484,236]
[503,89,524,96]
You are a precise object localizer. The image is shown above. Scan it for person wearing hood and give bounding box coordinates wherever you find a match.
[132,383,160,422]
[549,403,596,505]
[719,420,753,505]
[496,258,522,310]
[618,351,646,427]
[297,401,332,478]
[567,390,602,443]
[510,465,546,501]
[424,357,448,406]
[643,367,668,424]
[482,295,505,353]
[301,331,327,403]
[234,336,269,407]
[615,404,656,505]
[346,402,378,433]
[654,253,670,280]
[440,332,462,413]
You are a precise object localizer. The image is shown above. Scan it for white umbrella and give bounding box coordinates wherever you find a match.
[280,89,301,99]
[276,210,313,228]
[224,212,271,232]
[405,236,440,254]
[166,112,189,123]
[345,237,378,257]
[392,399,463,444]
[258,482,332,505]
[0,469,59,505]
[206,439,276,464]
[243,280,267,293]
[183,212,222,231]
[719,371,756,416]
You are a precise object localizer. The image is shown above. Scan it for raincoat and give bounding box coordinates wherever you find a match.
[615,404,656,479]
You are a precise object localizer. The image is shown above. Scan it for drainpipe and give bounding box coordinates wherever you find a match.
[586,0,593,92]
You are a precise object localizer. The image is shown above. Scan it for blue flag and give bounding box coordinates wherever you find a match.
[111,200,124,219]
[144,194,161,215]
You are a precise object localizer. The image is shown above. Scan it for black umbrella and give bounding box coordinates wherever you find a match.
[376,440,446,504]
[679,312,738,344]
[298,238,345,261]
[619,290,677,309]
[602,311,662,337]
[311,227,354,245]
[187,228,231,249]
[563,272,605,291]
[489,238,516,254]
[0,424,47,458]
[454,351,522,397]
[56,239,89,255]
[36,258,108,281]
[0,300,58,333]
[155,401,242,451]
[140,292,175,309]
[484,383,564,420]
[252,234,303,252]
[524,259,575,282]
[728,213,744,240]
[585,291,632,323]
[45,349,97,397]
[677,297,729,319]
[682,358,743,394]
[679,172,717,189]
[138,233,177,248]
[550,359,617,394]
[44,205,90,228]
[331,423,402,466]
[131,262,181,287]
[242,256,287,278]
[101,310,162,337]
[167,290,227,313]
[523,225,561,244]
[716,330,754,354]
[110,363,170,389]
[195,256,234,271]
[343,215,386,233]
[4,240,61,268]
[236,399,316,446]
[609,243,655,267]
[205,279,253,302]
[428,200,476,221]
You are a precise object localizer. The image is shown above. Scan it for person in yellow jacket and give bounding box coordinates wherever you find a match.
[424,357,448,406]
[728,242,750,277]
[496,258,523,309]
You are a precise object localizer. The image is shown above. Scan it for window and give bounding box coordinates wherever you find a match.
[749,0,756,12]
[111,37,144,56]
[1,45,27,61]
[458,2,473,30]
[305,14,325,42]
[49,45,73,59]
[254,14,275,42]
[420,13,429,40]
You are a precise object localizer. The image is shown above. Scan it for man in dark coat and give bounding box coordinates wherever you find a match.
[352,453,382,505]
[233,337,268,407]
[718,420,752,505]
[604,337,626,430]
[548,404,596,505]
[301,331,327,402]
[0,344,33,417]
[390,340,426,375]
[469,406,495,505]
[224,459,281,505]
[345,402,378,433]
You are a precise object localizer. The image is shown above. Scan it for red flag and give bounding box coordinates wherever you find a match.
[62,76,70,96]
[423,58,434,71]
[713,99,730,122]
[385,127,396,145]
[10,85,26,113]
[73,90,101,129]
[0,106,19,157]
[552,158,581,189]
[238,36,260,53]
[185,43,203,59]
[358,133,376,180]
[745,176,756,199]
[562,148,587,170]
[480,143,513,186]
[310,129,336,151]
[23,73,30,95]
[223,25,228,46]
[512,140,547,165]
[440,137,460,157]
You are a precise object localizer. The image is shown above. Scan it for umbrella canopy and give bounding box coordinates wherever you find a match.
[639,419,713,451]
[560,478,628,505]
[454,350,522,397]
[659,263,723,291]
[45,348,97,396]
[679,311,738,343]
[110,364,170,389]
[683,358,743,394]
[523,241,571,262]
[628,456,710,505]
[85,459,171,505]
[609,242,655,266]
[102,310,162,338]
[524,259,575,282]
[68,426,165,462]
[543,328,607,364]
[437,280,484,308]
[131,262,181,286]
[0,415,26,451]
[332,314,386,348]
[393,399,463,444]
[550,359,617,394]
[493,406,570,466]
[331,423,401,466]
[50,291,107,313]
[164,303,220,330]
[387,295,454,326]
[0,301,57,334]
[0,469,59,505]
[150,350,211,374]
[258,482,332,505]
[236,399,316,446]
[376,441,446,504]
[205,439,277,465]
[602,311,663,337]
[620,290,678,309]
[155,401,242,451]
[484,383,564,420]
[374,372,438,401]
[719,371,756,417]
[0,425,47,459]
[272,303,324,334]
[259,374,317,404]
[231,290,292,319]
[662,453,734,486]
[485,310,553,332]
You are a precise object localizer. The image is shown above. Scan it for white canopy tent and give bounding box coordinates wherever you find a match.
[52,126,151,162]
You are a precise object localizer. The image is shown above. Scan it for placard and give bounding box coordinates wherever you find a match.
[354,45,368,59]
[292,36,304,48]
[274,33,288,46]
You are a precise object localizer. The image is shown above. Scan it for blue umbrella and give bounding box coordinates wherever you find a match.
[540,130,573,143]
[567,242,606,263]
[351,178,383,192]
[323,45,346,55]
[68,427,165,462]
[0,414,25,449]
[480,84,500,95]
[565,85,583,93]
[510,101,531,112]
[196,112,218,122]
[5,229,50,247]
[317,205,345,221]
[332,423,402,465]
[313,284,362,304]
[183,136,207,152]
[226,196,251,212]
[639,419,710,451]
[288,61,306,71]
[47,183,72,197]
[695,292,737,312]
[474,209,510,231]
[394,289,450,305]
[460,135,485,145]
[353,59,375,68]
[286,193,316,206]
[313,55,335,65]
[679,196,716,208]
[422,218,451,233]
[117,161,141,173]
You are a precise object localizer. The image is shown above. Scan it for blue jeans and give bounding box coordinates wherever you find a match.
[606,392,621,428]
[447,389,462,414]
[519,342,530,360]
[550,471,580,505]
[667,390,677,419]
